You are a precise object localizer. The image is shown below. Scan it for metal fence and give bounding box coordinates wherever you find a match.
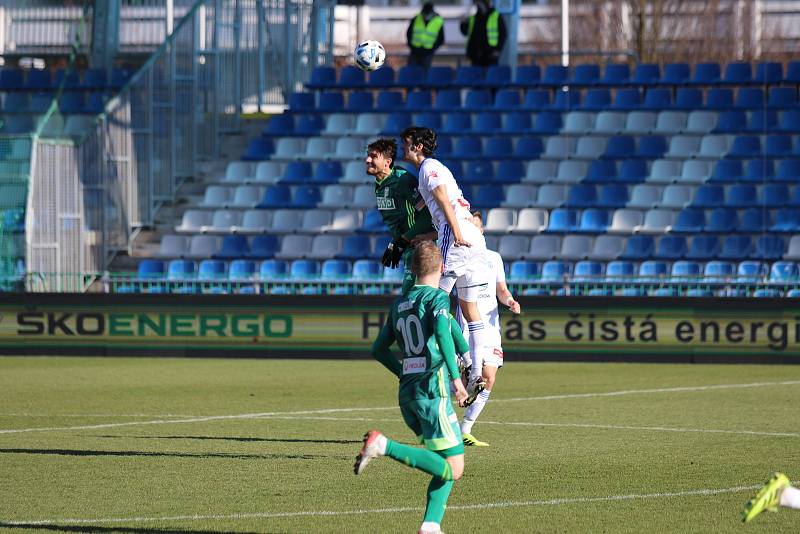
[24,0,334,291]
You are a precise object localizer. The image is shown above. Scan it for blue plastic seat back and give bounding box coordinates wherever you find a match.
[229,259,257,280]
[138,259,166,279]
[727,184,757,208]
[352,259,382,279]
[376,90,404,110]
[406,90,433,110]
[755,62,783,83]
[295,114,324,135]
[672,208,705,232]
[672,260,701,278]
[636,136,667,158]
[308,66,336,89]
[713,110,746,133]
[514,137,544,159]
[494,89,522,110]
[777,159,800,183]
[705,207,737,232]
[691,185,724,208]
[754,235,785,260]
[565,185,597,208]
[597,184,628,207]
[582,89,611,110]
[474,112,502,132]
[282,161,313,184]
[655,236,688,260]
[496,161,525,183]
[705,88,734,110]
[611,89,642,110]
[602,136,636,160]
[215,235,250,259]
[550,89,580,110]
[368,66,395,87]
[661,63,690,85]
[720,236,753,260]
[639,260,669,279]
[584,160,617,183]
[541,260,572,280]
[509,260,541,280]
[692,63,721,84]
[199,259,228,280]
[260,259,290,279]
[338,235,372,259]
[291,260,321,279]
[618,160,647,183]
[574,260,604,279]
[765,135,793,158]
[542,65,569,86]
[768,87,798,109]
[434,89,461,111]
[735,87,764,109]
[622,235,655,260]
[728,135,761,158]
[744,159,775,182]
[523,89,550,109]
[292,185,321,208]
[579,209,609,231]
[454,66,486,86]
[247,235,278,259]
[687,236,720,260]
[264,114,294,136]
[424,66,454,88]
[321,259,352,280]
[532,111,562,133]
[397,65,426,87]
[770,261,799,282]
[642,88,672,110]
[723,62,752,84]
[547,209,579,231]
[514,65,541,86]
[606,260,635,279]
[339,66,366,88]
[470,185,504,208]
[673,88,703,109]
[704,261,734,280]
[168,260,197,280]
[772,209,800,232]
[633,63,661,85]
[747,111,778,132]
[601,63,630,85]
[288,92,314,111]
[571,64,600,85]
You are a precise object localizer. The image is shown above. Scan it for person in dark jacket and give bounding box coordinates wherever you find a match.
[407,2,445,70]
[459,0,507,67]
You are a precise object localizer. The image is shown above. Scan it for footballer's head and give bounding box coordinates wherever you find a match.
[401,126,437,160]
[411,240,442,277]
[365,138,396,178]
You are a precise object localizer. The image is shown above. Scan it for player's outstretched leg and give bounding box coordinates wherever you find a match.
[742,472,790,522]
[354,430,455,481]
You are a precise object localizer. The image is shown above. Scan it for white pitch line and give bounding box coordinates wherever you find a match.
[1,379,798,435]
[0,484,761,527]
[263,415,800,438]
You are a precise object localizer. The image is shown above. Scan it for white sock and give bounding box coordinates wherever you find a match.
[467,321,487,380]
[420,522,440,533]
[459,352,471,369]
[375,434,387,455]
[461,389,491,434]
[780,485,800,509]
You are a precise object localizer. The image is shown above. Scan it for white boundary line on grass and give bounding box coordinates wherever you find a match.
[1,379,799,435]
[1,484,761,526]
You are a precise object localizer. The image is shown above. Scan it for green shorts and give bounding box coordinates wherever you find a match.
[400,396,464,455]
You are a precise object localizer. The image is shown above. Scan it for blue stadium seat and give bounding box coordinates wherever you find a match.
[687,236,720,261]
[167,259,197,280]
[473,112,502,133]
[453,66,485,87]
[306,66,336,90]
[768,87,798,109]
[770,261,799,282]
[778,110,800,134]
[464,161,494,184]
[735,87,764,109]
[565,185,597,208]
[671,260,702,281]
[415,111,442,130]
[727,135,761,158]
[514,65,541,86]
[59,92,85,114]
[494,89,522,110]
[655,235,687,260]
[531,111,562,134]
[514,137,544,159]
[671,208,705,233]
[198,259,227,281]
[0,69,23,90]
[743,159,774,182]
[540,260,572,281]
[747,110,778,132]
[708,159,743,183]
[550,90,580,110]
[703,260,734,282]
[584,160,617,183]
[596,184,628,207]
[345,91,375,113]
[482,65,512,88]
[754,235,785,260]
[602,136,636,160]
[705,88,734,110]
[673,88,703,110]
[259,259,289,279]
[713,110,746,133]
[381,112,412,134]
[765,136,793,158]
[397,65,426,87]
[295,114,324,135]
[321,259,351,280]
[605,260,636,280]
[637,260,669,282]
[406,90,433,111]
[423,66,454,88]
[541,65,569,86]
[705,207,737,232]
[214,235,249,259]
[660,63,690,85]
[434,89,461,111]
[317,92,345,112]
[610,89,642,110]
[509,260,541,281]
[776,160,800,183]
[691,62,721,84]
[622,235,655,260]
[29,69,56,90]
[642,88,672,110]
[691,185,724,208]
[368,65,395,88]
[256,185,291,209]
[736,260,767,282]
[618,160,647,183]
[85,92,104,114]
[577,209,609,232]
[738,208,770,233]
[755,62,783,83]
[442,113,472,135]
[484,138,514,161]
[571,63,600,85]
[291,185,321,209]
[138,259,166,280]
[337,235,372,260]
[727,184,757,208]
[723,62,752,84]
[581,89,611,111]
[450,136,482,158]
[352,259,382,280]
[600,63,630,85]
[280,161,313,184]
[496,161,525,184]
[573,260,604,281]
[376,90,404,111]
[359,210,387,234]
[313,161,343,184]
[719,236,753,260]
[762,184,790,207]
[632,63,661,85]
[339,66,365,88]
[228,259,257,282]
[636,136,667,158]
[523,89,550,109]
[470,185,504,208]
[241,138,274,161]
[545,209,579,232]
[771,209,800,232]
[288,92,314,112]
[291,260,321,279]
[263,114,294,136]
[372,236,392,259]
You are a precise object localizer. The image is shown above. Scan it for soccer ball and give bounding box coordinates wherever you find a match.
[354,40,385,72]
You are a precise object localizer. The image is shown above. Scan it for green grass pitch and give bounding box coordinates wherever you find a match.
[1,356,799,533]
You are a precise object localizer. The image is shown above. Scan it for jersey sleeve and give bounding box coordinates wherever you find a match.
[370,310,403,379]
[432,292,460,381]
[494,253,506,285]
[421,160,452,192]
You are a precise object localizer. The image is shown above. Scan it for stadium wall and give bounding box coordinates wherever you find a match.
[4,293,800,364]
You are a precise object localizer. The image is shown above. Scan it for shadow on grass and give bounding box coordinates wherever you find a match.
[95,435,361,445]
[0,524,282,534]
[0,448,326,460]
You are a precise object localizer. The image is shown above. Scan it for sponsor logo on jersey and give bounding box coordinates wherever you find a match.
[398,300,414,312]
[376,187,396,210]
[403,356,427,374]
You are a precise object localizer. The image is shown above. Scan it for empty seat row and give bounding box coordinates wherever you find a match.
[0,67,132,91]
[175,208,375,235]
[306,62,800,91]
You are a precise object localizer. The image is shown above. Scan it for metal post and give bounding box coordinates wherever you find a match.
[498,0,520,69]
[561,0,569,66]
[256,0,265,112]
[166,0,174,35]
[234,0,242,129]
[212,0,221,157]
[284,0,293,97]
[90,0,120,71]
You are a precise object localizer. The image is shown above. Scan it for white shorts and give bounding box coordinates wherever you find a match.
[438,219,491,302]
[483,346,504,368]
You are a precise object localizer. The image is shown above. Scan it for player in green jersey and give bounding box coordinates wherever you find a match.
[365,138,436,295]
[354,241,468,534]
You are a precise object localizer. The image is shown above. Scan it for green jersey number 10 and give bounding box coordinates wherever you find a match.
[396,314,425,357]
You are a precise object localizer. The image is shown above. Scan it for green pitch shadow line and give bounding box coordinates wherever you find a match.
[0,524,272,534]
[94,434,362,445]
[0,448,333,461]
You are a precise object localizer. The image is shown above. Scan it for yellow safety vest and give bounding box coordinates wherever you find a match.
[467,11,500,47]
[411,14,444,49]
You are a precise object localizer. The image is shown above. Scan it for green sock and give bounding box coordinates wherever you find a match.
[423,476,454,524]
[385,439,453,480]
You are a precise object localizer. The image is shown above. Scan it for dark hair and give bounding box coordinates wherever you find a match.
[401,126,438,157]
[366,138,397,166]
[422,2,434,14]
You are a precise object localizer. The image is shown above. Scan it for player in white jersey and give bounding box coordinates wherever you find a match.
[401,126,493,403]
[456,212,521,447]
